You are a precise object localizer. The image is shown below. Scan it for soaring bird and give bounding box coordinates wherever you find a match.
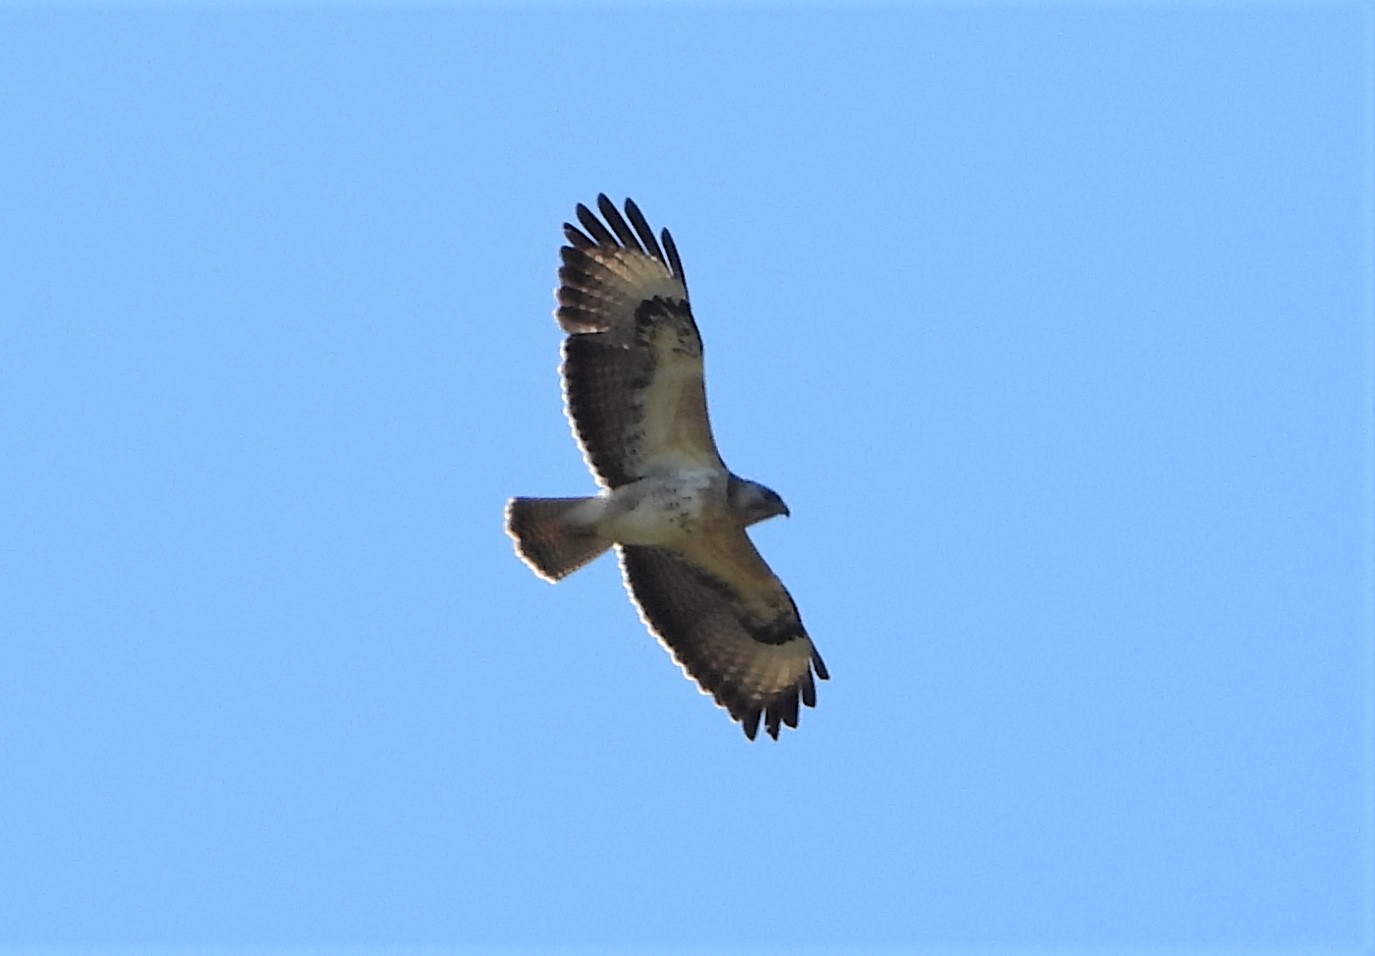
[505,196,827,740]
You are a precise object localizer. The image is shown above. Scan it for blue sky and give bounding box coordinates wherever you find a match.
[2,4,1372,953]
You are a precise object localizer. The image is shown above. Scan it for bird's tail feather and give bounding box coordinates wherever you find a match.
[505,496,612,582]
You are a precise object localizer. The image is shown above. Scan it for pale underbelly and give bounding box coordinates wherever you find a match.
[601,474,720,546]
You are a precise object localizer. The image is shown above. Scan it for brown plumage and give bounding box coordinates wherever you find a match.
[506,196,827,740]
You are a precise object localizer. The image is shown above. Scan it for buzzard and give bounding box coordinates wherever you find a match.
[505,196,828,740]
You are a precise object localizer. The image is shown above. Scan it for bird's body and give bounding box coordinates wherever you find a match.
[505,196,827,740]
[603,470,718,541]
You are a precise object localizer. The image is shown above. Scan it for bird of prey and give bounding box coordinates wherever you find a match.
[505,195,828,740]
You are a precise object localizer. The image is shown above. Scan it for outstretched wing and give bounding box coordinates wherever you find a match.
[556,195,724,489]
[618,535,828,740]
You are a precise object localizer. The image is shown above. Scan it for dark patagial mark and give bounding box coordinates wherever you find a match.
[633,298,700,358]
[746,613,804,647]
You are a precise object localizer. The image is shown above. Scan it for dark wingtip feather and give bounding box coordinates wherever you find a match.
[563,221,595,249]
[661,228,686,284]
[740,706,762,741]
[763,686,802,740]
[575,203,618,247]
[782,687,801,729]
[624,198,665,263]
[596,194,643,252]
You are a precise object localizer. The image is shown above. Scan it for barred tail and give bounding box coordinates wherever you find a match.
[505,496,613,582]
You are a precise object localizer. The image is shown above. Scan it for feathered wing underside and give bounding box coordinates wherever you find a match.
[556,196,723,489]
[618,535,829,740]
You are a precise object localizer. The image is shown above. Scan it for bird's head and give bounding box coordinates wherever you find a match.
[728,476,791,526]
